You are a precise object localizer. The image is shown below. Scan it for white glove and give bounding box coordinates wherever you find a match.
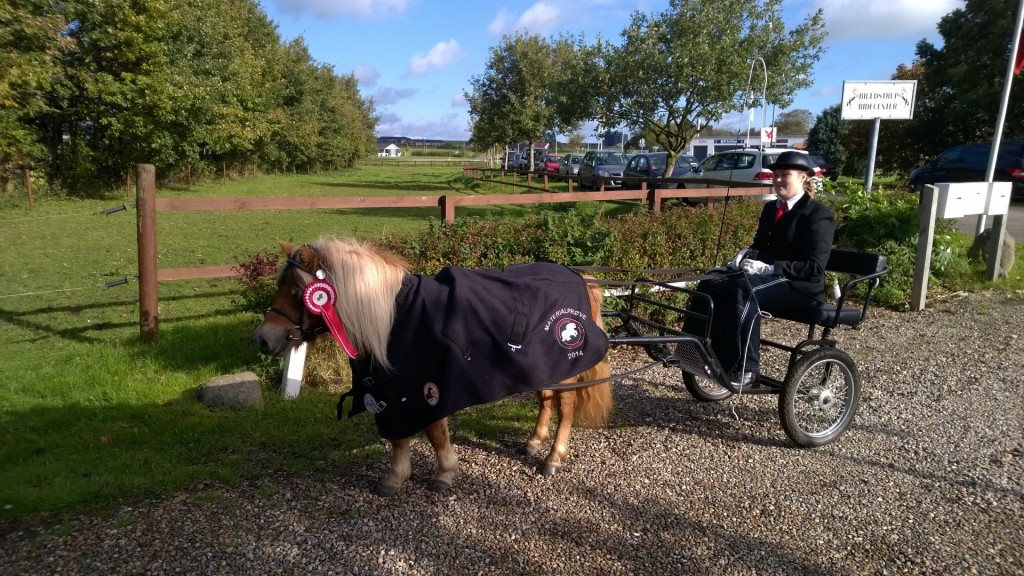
[740,259,774,275]
[726,248,751,270]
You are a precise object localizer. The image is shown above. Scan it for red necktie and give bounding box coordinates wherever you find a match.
[774,201,788,223]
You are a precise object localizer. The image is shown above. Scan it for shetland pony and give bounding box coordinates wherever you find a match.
[252,237,613,496]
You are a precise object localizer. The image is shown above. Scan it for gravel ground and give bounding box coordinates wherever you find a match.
[2,292,1022,575]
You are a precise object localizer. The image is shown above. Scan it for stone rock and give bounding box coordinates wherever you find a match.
[197,372,264,409]
[967,228,1015,278]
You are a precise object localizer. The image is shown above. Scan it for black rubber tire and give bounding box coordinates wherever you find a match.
[683,371,732,402]
[778,348,861,447]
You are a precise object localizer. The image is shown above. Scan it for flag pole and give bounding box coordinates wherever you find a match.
[982,0,1024,280]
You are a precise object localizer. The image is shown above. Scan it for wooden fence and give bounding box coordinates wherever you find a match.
[134,164,768,338]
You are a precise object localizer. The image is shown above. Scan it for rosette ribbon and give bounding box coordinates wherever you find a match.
[302,280,359,358]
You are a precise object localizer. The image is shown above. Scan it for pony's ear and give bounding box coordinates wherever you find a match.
[278,241,295,255]
[290,244,321,273]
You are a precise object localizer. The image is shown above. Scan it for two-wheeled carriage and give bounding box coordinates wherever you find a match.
[602,249,890,447]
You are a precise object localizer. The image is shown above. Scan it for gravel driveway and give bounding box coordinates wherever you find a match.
[2,292,1022,575]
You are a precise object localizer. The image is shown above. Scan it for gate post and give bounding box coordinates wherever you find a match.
[137,164,159,340]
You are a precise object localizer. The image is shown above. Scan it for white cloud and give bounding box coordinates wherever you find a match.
[812,0,958,42]
[408,40,463,76]
[515,2,565,35]
[268,0,410,19]
[371,87,418,107]
[351,65,379,87]
[377,114,468,141]
[488,2,566,37]
[451,92,467,108]
[488,8,513,36]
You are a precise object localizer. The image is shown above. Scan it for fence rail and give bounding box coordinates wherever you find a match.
[134,163,769,338]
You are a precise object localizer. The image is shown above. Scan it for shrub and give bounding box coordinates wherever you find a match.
[233,251,283,316]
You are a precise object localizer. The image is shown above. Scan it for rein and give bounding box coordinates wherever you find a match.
[265,305,326,342]
[542,357,671,391]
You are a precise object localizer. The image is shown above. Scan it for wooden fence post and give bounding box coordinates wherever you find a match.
[439,195,455,223]
[137,164,159,340]
[22,167,33,211]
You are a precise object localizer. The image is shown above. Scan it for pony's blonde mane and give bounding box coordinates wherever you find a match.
[309,236,409,371]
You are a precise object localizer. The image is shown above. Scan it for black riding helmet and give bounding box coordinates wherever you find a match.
[768,150,816,175]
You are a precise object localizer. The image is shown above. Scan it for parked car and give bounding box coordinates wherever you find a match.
[558,153,584,177]
[539,154,564,174]
[909,140,1024,198]
[578,150,630,189]
[503,152,522,170]
[623,152,698,189]
[808,154,837,180]
[682,148,822,201]
[513,148,549,171]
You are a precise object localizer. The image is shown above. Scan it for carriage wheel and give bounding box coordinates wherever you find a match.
[683,371,732,402]
[779,348,861,447]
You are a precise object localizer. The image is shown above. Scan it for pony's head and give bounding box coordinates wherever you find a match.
[252,237,408,371]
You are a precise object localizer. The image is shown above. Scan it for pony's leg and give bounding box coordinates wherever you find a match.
[541,388,578,476]
[377,437,412,497]
[526,389,556,457]
[423,418,458,492]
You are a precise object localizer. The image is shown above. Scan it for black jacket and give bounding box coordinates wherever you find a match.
[750,193,836,301]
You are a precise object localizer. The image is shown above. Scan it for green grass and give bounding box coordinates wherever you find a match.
[0,164,552,520]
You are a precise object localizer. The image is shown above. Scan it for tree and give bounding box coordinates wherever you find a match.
[466,33,599,164]
[909,0,1024,156]
[774,109,813,135]
[0,0,70,180]
[807,104,849,177]
[600,0,826,176]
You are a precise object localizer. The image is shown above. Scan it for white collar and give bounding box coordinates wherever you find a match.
[781,191,805,210]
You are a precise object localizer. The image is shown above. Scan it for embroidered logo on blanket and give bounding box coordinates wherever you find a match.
[554,317,585,349]
[423,382,440,407]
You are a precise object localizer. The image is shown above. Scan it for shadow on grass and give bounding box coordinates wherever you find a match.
[0,290,239,345]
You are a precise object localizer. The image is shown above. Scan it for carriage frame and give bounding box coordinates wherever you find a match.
[602,248,890,447]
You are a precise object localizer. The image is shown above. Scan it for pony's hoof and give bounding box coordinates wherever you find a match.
[427,478,452,493]
[375,482,401,497]
[540,463,560,476]
[524,444,541,458]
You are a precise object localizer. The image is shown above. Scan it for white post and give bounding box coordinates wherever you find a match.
[982,0,1024,279]
[280,342,308,398]
[864,118,880,193]
[911,185,939,312]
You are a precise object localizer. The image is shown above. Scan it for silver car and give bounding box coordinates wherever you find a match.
[558,153,585,177]
[682,148,822,201]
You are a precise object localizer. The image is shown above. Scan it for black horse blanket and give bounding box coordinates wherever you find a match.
[338,263,609,439]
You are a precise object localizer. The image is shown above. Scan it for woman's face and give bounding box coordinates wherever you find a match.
[772,169,807,201]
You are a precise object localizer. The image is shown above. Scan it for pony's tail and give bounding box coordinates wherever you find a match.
[573,362,613,427]
[573,275,613,427]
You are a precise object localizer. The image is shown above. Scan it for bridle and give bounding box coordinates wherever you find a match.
[264,253,328,342]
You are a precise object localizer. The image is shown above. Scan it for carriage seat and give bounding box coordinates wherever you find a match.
[773,249,889,329]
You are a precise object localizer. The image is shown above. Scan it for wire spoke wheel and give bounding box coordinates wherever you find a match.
[779,348,860,447]
[683,370,732,402]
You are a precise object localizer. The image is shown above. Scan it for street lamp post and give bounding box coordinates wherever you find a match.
[745,57,767,148]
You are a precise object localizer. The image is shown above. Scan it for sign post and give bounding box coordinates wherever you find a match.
[840,80,917,192]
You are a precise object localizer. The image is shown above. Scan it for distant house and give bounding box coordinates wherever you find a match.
[376,142,402,157]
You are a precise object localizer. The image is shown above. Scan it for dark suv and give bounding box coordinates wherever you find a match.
[909,141,1024,198]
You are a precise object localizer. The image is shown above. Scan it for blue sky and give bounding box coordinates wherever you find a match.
[257,0,959,141]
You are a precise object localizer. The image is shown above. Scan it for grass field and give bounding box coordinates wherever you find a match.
[0,164,553,519]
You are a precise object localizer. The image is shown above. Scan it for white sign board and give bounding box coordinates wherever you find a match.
[932,181,1011,218]
[841,81,917,120]
[760,126,776,142]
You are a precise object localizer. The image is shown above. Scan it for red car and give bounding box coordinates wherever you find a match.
[540,154,564,174]
[809,154,837,181]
